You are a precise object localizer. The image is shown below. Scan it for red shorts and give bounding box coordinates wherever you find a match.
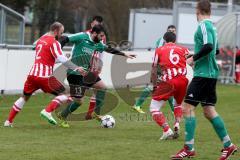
[23,75,65,96]
[152,76,188,105]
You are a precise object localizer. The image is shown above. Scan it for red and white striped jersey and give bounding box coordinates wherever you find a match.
[153,43,189,81]
[29,35,63,78]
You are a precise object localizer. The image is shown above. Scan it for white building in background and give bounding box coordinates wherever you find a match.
[128,8,173,50]
[128,1,240,50]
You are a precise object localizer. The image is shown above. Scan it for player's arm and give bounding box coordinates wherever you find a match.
[58,35,69,48]
[59,32,85,48]
[104,45,136,59]
[51,41,87,76]
[193,43,213,61]
[184,49,194,66]
[186,46,218,60]
[192,24,214,61]
[186,45,213,65]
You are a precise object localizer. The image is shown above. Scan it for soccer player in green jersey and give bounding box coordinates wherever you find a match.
[84,16,107,120]
[171,1,237,159]
[132,25,176,114]
[43,24,135,127]
[155,25,176,48]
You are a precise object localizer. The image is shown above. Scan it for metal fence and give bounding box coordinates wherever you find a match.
[216,12,240,84]
[0,3,25,45]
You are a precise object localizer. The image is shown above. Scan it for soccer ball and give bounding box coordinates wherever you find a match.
[100,115,115,128]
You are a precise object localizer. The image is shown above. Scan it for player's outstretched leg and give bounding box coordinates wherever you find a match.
[150,99,173,140]
[59,101,81,118]
[132,86,152,114]
[57,101,81,128]
[4,96,29,127]
[41,95,72,125]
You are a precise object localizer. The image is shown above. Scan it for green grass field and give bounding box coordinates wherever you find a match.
[0,85,239,160]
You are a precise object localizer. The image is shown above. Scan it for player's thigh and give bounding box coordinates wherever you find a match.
[82,71,99,85]
[67,74,87,98]
[71,96,83,105]
[92,78,106,90]
[23,76,39,96]
[79,73,101,88]
[173,76,188,105]
[40,76,65,96]
[201,78,217,107]
[184,77,207,107]
[152,81,174,101]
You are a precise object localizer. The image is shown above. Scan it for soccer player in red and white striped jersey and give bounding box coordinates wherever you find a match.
[150,32,189,140]
[4,22,85,127]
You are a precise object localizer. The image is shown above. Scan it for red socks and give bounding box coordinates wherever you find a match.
[7,97,25,123]
[87,97,96,115]
[45,100,60,112]
[152,111,170,132]
[8,105,21,123]
[174,105,183,123]
[45,95,72,113]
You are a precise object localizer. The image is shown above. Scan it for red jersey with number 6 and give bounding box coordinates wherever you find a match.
[152,43,189,104]
[29,35,63,78]
[154,43,189,81]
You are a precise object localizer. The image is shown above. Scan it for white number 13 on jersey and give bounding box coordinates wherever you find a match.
[169,49,180,65]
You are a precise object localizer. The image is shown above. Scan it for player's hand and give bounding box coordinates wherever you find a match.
[187,56,194,67]
[185,53,193,59]
[124,53,136,59]
[76,67,88,76]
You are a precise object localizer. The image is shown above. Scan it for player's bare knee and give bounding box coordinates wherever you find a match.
[93,80,107,90]
[75,99,82,105]
[183,103,195,116]
[203,111,213,120]
[72,97,83,105]
[203,106,218,120]
[182,107,189,116]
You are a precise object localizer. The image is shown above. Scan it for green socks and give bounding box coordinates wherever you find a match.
[60,89,106,118]
[210,116,231,148]
[94,89,106,115]
[60,102,80,118]
[167,96,174,112]
[135,86,151,107]
[185,116,231,150]
[185,117,196,150]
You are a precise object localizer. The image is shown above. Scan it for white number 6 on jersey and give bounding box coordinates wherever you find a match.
[169,49,180,65]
